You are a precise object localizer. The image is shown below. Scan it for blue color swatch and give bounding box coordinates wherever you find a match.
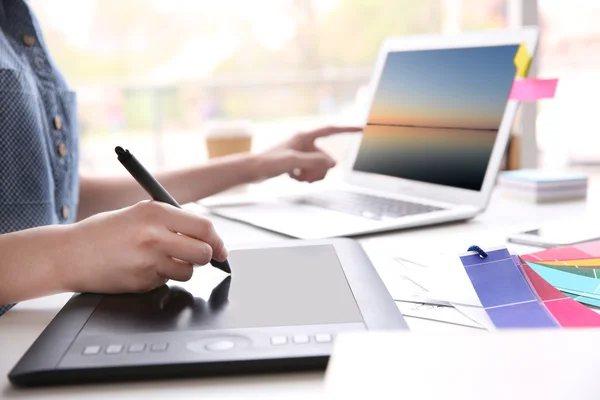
[462,249,558,328]
[486,301,560,328]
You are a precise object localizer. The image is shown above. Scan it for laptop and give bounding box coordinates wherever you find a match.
[202,28,540,239]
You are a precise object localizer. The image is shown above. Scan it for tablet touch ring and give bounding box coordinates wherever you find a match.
[205,340,235,352]
[187,335,251,353]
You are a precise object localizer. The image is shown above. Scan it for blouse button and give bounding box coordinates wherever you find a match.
[53,116,63,130]
[57,143,68,158]
[23,34,36,47]
[61,205,70,220]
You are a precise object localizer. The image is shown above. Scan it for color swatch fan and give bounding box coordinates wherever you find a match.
[522,240,600,307]
[459,247,600,329]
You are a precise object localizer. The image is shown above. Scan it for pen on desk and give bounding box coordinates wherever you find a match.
[114,146,231,274]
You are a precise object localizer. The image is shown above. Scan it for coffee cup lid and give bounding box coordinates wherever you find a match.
[204,120,253,138]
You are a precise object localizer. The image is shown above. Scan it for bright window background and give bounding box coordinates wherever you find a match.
[536,0,600,168]
[30,0,515,177]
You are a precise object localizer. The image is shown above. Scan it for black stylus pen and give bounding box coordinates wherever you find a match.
[115,146,231,274]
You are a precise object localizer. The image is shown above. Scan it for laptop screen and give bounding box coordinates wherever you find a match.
[353,44,520,191]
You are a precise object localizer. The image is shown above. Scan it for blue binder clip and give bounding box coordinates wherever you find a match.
[467,245,488,259]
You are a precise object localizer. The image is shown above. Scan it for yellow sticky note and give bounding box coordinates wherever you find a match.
[514,43,531,78]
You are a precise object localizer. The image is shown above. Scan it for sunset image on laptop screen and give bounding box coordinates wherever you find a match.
[353,45,519,191]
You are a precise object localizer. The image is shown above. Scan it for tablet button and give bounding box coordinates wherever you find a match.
[270,336,287,346]
[106,344,123,354]
[151,343,169,352]
[315,333,332,343]
[82,345,101,355]
[293,334,310,344]
[128,343,146,353]
[205,340,235,352]
[188,336,250,353]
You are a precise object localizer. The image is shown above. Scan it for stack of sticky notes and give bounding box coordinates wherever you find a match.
[497,169,587,203]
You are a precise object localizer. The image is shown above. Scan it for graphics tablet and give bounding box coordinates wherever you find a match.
[9,239,407,386]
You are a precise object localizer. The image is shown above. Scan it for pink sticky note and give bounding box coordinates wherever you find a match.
[509,78,558,101]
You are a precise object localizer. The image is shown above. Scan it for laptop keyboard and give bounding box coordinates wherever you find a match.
[287,191,443,220]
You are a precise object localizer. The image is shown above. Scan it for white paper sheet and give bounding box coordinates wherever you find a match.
[452,303,495,331]
[394,254,495,330]
[394,254,482,307]
[388,260,450,306]
[396,301,483,329]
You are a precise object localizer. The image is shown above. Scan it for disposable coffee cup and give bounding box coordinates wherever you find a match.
[204,120,253,159]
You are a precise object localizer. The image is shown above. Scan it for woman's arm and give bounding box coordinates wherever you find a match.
[77,126,362,220]
[0,225,71,304]
[78,152,260,221]
[1,201,227,305]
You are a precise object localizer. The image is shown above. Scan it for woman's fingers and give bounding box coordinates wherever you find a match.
[156,256,194,282]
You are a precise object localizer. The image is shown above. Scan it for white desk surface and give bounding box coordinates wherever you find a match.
[1,180,598,399]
